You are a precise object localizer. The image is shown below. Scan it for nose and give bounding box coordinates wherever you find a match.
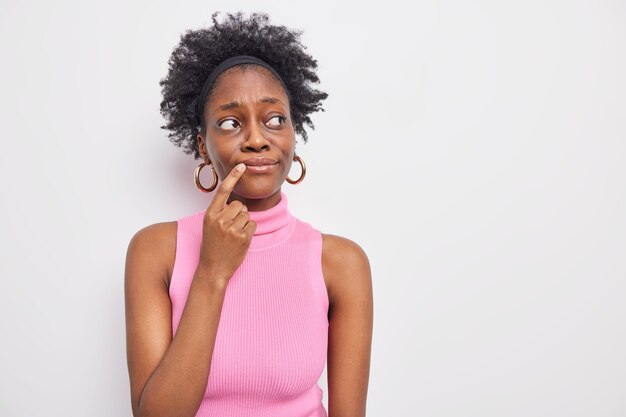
[243,123,270,151]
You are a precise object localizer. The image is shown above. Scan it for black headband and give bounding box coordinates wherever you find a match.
[195,54,291,128]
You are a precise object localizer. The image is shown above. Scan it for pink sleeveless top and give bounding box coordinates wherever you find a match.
[169,191,329,417]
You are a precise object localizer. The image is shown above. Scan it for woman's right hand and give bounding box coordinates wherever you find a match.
[197,162,256,284]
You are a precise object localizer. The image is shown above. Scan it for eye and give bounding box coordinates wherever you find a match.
[266,115,286,127]
[217,119,240,130]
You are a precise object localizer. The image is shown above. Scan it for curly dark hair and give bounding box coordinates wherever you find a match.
[159,11,329,160]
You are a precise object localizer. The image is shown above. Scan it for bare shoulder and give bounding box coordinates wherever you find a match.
[321,233,370,267]
[321,233,372,307]
[126,220,178,288]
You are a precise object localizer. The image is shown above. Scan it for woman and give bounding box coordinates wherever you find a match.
[124,12,373,417]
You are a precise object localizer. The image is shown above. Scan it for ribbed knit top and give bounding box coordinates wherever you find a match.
[169,191,329,417]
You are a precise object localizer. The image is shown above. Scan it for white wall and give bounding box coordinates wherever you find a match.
[0,0,624,415]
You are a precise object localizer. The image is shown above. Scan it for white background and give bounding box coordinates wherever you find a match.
[1,0,624,416]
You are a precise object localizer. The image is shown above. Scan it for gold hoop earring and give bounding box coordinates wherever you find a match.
[286,155,306,184]
[194,162,218,192]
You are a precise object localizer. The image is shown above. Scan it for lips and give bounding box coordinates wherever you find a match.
[241,157,278,166]
[239,157,279,174]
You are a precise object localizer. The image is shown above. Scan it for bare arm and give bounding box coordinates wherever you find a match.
[322,234,374,417]
[124,224,230,417]
[125,163,253,417]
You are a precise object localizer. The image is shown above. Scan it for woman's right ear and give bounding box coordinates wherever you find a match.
[197,134,209,163]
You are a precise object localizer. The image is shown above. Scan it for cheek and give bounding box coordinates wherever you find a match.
[282,157,294,177]
[281,149,294,166]
[209,144,236,171]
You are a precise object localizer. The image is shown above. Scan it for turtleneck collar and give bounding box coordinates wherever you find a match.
[246,191,296,251]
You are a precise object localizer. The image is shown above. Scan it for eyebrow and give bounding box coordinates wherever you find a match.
[214,96,283,113]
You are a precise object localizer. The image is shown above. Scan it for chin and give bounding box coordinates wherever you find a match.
[234,180,281,200]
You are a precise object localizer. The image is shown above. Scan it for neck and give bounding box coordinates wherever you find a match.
[244,191,296,251]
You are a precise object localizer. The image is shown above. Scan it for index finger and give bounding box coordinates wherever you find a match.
[208,162,247,212]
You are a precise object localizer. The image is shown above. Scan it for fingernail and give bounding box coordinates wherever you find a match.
[236,163,246,172]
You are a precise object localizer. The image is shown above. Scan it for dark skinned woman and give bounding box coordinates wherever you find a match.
[124,12,373,417]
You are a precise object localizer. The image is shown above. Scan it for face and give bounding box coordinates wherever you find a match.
[197,66,296,201]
